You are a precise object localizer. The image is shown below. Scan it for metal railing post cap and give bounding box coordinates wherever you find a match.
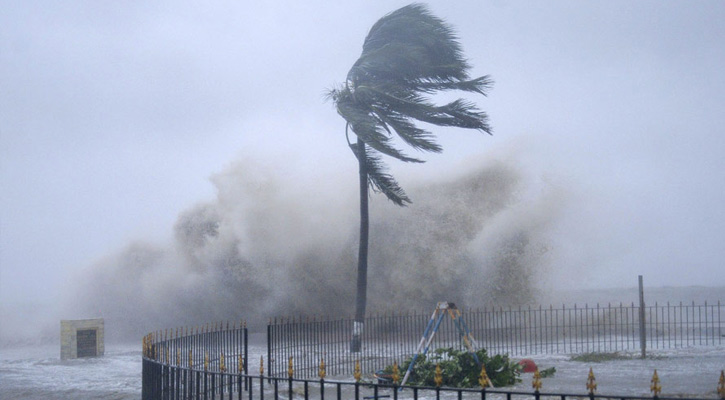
[354,360,362,382]
[478,365,490,388]
[434,363,443,387]
[318,357,326,380]
[650,369,661,396]
[532,368,542,392]
[586,367,597,394]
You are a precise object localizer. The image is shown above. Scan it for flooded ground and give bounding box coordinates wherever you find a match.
[2,287,722,398]
[1,342,723,399]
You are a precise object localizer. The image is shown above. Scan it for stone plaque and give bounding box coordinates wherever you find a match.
[76,329,97,357]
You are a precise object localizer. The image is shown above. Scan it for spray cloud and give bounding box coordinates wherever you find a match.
[68,153,564,341]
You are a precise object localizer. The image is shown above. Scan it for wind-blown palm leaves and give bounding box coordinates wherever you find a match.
[329,3,492,205]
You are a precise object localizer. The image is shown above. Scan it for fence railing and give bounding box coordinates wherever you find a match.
[142,354,725,400]
[141,301,725,399]
[268,301,723,378]
[142,322,248,399]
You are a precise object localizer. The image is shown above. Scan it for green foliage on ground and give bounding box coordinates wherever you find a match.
[570,352,632,362]
[382,347,522,388]
[538,366,556,377]
[569,351,667,362]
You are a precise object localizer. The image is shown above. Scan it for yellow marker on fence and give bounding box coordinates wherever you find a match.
[434,364,443,387]
[717,370,724,399]
[204,352,209,372]
[260,356,264,376]
[238,354,244,374]
[318,357,326,380]
[532,368,542,392]
[288,356,294,379]
[189,350,192,368]
[586,368,597,394]
[392,361,400,385]
[478,365,490,388]
[650,369,661,396]
[354,360,362,382]
[176,348,180,366]
[220,352,226,373]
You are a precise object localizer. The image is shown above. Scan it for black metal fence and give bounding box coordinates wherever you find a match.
[141,301,725,399]
[268,301,723,378]
[140,366,725,400]
[142,322,248,399]
[142,320,725,400]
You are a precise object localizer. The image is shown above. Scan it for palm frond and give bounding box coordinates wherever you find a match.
[356,86,492,134]
[371,106,442,153]
[415,75,494,96]
[336,92,424,163]
[362,147,412,206]
[355,3,469,83]
[330,3,493,205]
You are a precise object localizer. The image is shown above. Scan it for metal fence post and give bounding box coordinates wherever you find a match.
[639,275,647,359]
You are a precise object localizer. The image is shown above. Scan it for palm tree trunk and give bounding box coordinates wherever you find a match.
[351,138,369,352]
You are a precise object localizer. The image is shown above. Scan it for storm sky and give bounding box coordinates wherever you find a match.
[2,1,724,336]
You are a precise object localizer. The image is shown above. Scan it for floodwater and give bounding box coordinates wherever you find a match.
[1,286,723,398]
[0,344,141,399]
[512,346,725,398]
[1,342,723,399]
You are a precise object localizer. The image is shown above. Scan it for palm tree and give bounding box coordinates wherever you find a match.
[328,3,493,352]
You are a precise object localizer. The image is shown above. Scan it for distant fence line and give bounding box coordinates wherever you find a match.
[267,301,723,379]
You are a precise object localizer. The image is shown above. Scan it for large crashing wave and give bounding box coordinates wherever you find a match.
[69,157,564,340]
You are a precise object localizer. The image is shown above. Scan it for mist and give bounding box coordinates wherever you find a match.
[59,150,563,341]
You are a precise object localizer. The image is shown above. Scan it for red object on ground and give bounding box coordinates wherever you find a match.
[518,358,537,373]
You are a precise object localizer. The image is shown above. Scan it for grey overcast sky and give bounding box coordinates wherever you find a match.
[2,1,724,317]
